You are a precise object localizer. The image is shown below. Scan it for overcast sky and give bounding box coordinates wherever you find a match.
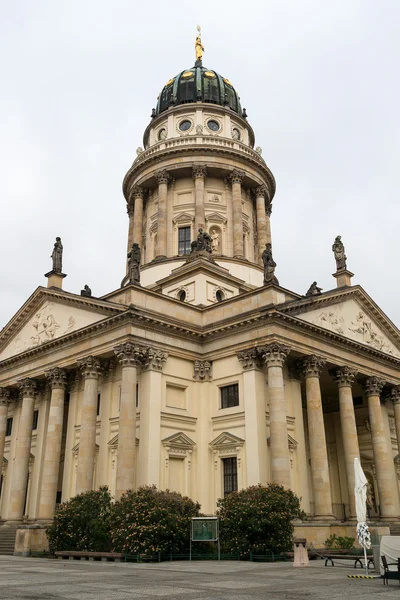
[1,0,399,329]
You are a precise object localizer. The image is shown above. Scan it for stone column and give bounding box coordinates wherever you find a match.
[391,387,400,455]
[192,165,207,232]
[61,371,80,502]
[96,361,115,488]
[229,169,245,257]
[114,341,148,500]
[255,186,268,264]
[193,360,212,512]
[258,343,291,488]
[137,348,168,487]
[0,388,10,467]
[38,368,67,520]
[75,357,102,495]
[301,355,334,519]
[9,378,37,520]
[363,376,397,519]
[155,170,170,258]
[330,366,359,518]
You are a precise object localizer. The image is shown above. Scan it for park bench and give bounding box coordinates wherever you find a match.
[55,551,124,562]
[323,553,374,569]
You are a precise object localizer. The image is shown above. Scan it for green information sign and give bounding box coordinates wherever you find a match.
[191,518,219,541]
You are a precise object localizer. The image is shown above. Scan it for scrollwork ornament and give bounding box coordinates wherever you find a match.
[193,360,212,380]
[329,366,357,388]
[18,378,38,398]
[77,356,102,380]
[113,342,148,368]
[361,376,385,397]
[300,355,326,378]
[258,343,291,368]
[45,367,67,390]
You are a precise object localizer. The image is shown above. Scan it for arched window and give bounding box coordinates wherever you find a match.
[179,290,186,302]
[216,290,224,302]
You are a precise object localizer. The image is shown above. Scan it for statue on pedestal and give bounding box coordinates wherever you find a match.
[81,285,92,297]
[332,235,347,270]
[127,243,141,284]
[305,281,322,297]
[211,230,220,254]
[262,243,278,285]
[51,237,63,273]
[191,228,211,254]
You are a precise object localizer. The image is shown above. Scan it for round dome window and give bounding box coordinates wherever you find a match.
[207,119,220,132]
[179,120,192,132]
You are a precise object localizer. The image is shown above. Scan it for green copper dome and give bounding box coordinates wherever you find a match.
[155,65,243,117]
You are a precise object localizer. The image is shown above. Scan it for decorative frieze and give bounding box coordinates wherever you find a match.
[329,366,357,387]
[155,170,171,185]
[193,359,212,380]
[45,367,67,389]
[18,378,38,398]
[192,164,207,179]
[77,356,102,380]
[258,342,291,368]
[361,376,385,397]
[300,355,326,378]
[114,342,148,368]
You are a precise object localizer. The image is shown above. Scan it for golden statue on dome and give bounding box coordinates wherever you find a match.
[195,25,204,63]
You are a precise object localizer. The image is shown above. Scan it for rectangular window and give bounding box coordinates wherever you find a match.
[178,226,191,255]
[56,491,62,504]
[220,384,239,409]
[97,393,101,417]
[136,383,139,408]
[32,410,39,431]
[5,417,13,437]
[223,457,238,497]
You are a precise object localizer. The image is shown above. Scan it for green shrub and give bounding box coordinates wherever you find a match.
[111,485,200,556]
[324,534,355,550]
[217,483,305,557]
[46,486,112,552]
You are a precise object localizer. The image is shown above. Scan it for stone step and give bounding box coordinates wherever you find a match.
[0,526,17,555]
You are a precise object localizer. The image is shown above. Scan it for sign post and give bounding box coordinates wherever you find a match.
[190,517,220,560]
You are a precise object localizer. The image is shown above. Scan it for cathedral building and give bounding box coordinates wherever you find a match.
[0,34,399,552]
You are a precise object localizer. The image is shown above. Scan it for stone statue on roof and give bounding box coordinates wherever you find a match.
[51,237,63,273]
[332,235,347,270]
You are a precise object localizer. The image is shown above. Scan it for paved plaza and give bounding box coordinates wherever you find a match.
[0,555,399,600]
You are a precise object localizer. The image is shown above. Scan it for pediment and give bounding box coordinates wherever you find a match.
[107,435,139,448]
[172,212,195,225]
[267,434,298,452]
[72,443,99,453]
[162,432,196,449]
[0,289,119,362]
[293,296,400,358]
[209,431,244,449]
[205,212,227,225]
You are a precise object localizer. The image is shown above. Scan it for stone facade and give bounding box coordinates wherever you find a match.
[1,52,400,551]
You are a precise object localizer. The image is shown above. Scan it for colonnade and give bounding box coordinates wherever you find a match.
[126,166,272,263]
[238,342,400,520]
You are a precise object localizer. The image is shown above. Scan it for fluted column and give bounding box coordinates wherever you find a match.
[9,379,37,520]
[192,165,207,232]
[363,377,397,519]
[155,170,170,258]
[391,387,400,456]
[0,388,10,469]
[259,343,291,488]
[330,366,359,518]
[301,355,334,519]
[75,357,102,495]
[38,368,67,519]
[114,341,148,499]
[229,169,245,257]
[255,186,268,264]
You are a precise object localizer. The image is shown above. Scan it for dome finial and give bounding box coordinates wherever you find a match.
[195,25,204,67]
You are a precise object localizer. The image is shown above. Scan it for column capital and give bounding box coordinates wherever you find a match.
[155,170,171,185]
[18,378,38,398]
[193,359,212,380]
[192,164,207,179]
[102,359,117,381]
[77,356,102,380]
[143,347,169,371]
[258,342,291,368]
[129,185,146,200]
[329,366,358,388]
[255,185,269,199]
[237,348,259,370]
[300,355,326,378]
[45,367,67,390]
[114,341,148,368]
[265,201,273,217]
[0,387,11,406]
[229,169,245,185]
[390,386,400,404]
[126,200,135,216]
[361,376,385,397]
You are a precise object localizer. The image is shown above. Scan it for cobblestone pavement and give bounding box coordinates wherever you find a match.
[0,555,398,600]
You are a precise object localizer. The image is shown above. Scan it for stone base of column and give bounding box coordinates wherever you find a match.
[312,514,337,522]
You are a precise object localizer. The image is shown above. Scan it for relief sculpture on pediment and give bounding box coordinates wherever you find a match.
[316,311,344,335]
[349,311,393,354]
